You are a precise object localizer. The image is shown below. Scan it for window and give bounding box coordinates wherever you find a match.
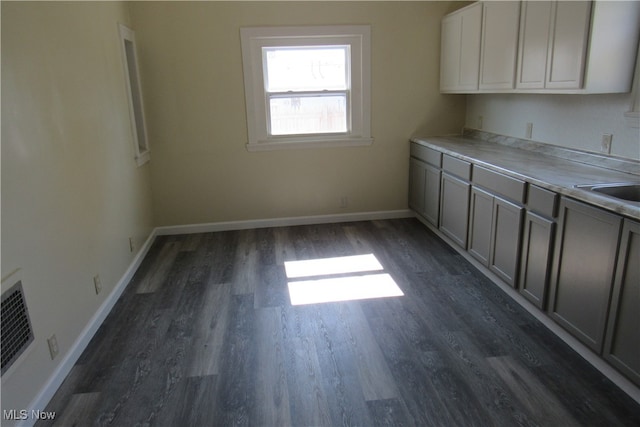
[240,25,372,151]
[118,24,150,166]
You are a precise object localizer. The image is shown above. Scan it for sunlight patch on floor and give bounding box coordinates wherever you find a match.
[284,253,383,278]
[284,254,403,305]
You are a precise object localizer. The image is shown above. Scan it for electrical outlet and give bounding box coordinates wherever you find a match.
[47,334,59,360]
[93,275,102,295]
[526,122,533,139]
[129,237,135,253]
[601,134,613,154]
[477,115,483,129]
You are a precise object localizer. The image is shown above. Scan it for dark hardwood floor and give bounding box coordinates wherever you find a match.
[39,219,640,426]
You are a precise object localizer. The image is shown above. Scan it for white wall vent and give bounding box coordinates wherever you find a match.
[1,281,35,376]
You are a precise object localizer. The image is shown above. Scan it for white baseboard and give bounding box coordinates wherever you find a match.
[155,209,414,236]
[414,214,640,405]
[22,229,158,427]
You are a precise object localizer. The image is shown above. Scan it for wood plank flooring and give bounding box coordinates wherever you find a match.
[39,219,640,426]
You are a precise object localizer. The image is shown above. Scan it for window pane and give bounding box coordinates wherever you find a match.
[264,47,348,92]
[269,95,347,135]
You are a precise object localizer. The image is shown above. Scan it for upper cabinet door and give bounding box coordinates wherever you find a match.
[517,1,591,90]
[545,1,592,90]
[440,2,482,92]
[479,1,521,90]
[516,1,553,89]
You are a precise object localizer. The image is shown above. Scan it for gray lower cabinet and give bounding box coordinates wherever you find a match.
[409,144,638,386]
[490,197,524,287]
[468,187,523,287]
[440,172,471,248]
[519,212,555,309]
[409,158,441,227]
[604,219,640,386]
[548,198,623,353]
[423,164,441,226]
[409,158,427,213]
[468,187,494,265]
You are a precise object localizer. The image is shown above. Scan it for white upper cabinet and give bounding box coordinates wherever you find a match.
[440,2,482,92]
[443,1,640,94]
[582,1,640,94]
[544,1,591,90]
[516,1,553,89]
[517,1,591,90]
[479,1,521,91]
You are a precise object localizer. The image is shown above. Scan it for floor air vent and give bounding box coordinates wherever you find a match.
[2,281,35,376]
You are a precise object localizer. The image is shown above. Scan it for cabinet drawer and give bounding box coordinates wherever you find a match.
[472,165,526,203]
[528,185,558,218]
[442,155,472,181]
[410,143,442,167]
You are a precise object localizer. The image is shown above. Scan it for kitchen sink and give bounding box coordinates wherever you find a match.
[575,183,640,203]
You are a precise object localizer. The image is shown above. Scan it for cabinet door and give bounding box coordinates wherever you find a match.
[423,163,441,227]
[468,187,494,266]
[479,1,521,90]
[409,158,426,213]
[516,1,553,89]
[519,212,555,309]
[548,198,622,352]
[440,173,471,249]
[490,197,524,287]
[604,220,640,386]
[546,1,592,89]
[440,2,482,92]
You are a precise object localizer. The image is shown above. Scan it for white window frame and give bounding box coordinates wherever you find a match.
[240,25,372,151]
[118,24,150,166]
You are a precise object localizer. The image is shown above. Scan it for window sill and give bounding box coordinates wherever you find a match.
[246,137,374,152]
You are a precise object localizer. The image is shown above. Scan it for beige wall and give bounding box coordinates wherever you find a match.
[1,2,154,416]
[129,1,467,226]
